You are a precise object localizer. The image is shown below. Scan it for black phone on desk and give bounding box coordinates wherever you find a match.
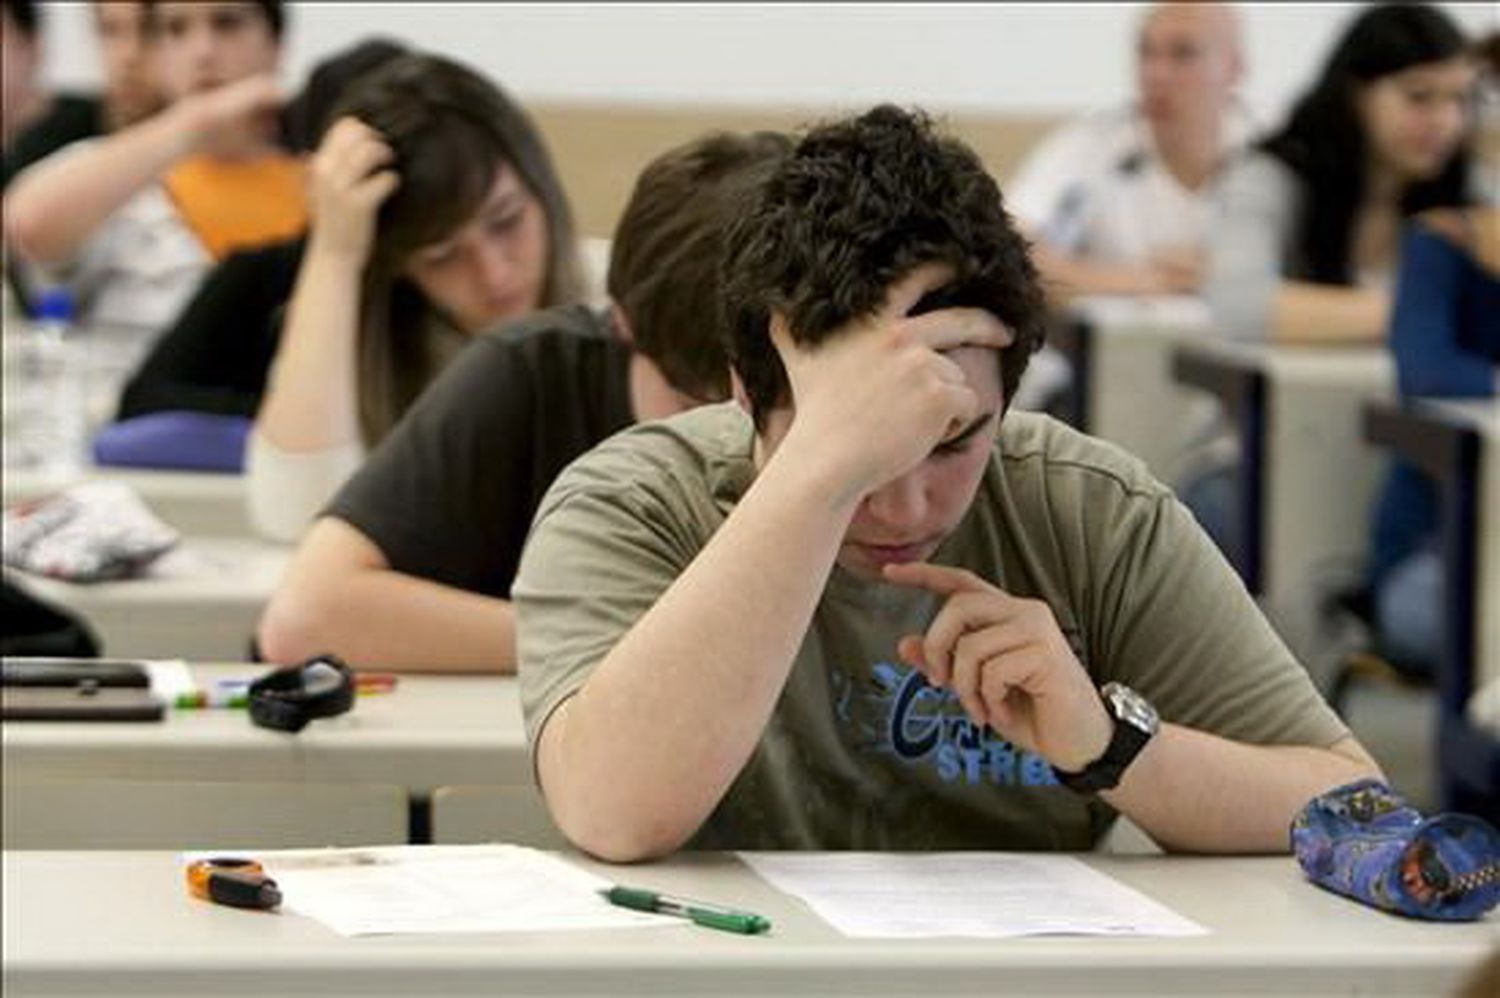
[1,685,165,721]
[1,657,151,688]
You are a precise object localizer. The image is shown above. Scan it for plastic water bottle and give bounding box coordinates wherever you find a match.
[2,289,87,478]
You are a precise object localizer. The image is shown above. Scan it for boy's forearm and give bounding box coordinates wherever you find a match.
[5,106,198,264]
[538,444,861,861]
[1103,727,1382,853]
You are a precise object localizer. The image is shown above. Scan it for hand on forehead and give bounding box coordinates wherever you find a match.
[884,263,1015,355]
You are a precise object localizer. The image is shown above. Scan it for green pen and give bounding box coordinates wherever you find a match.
[173,689,249,709]
[601,885,771,935]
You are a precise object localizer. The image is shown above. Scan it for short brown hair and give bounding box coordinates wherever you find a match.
[722,105,1046,429]
[607,131,791,403]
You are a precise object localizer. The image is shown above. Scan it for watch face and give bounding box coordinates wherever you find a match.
[1102,682,1159,735]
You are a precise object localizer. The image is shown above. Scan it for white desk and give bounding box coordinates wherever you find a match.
[3,851,1493,997]
[1049,295,1218,481]
[3,465,249,538]
[1171,340,1395,673]
[2,663,530,790]
[4,538,289,660]
[1364,398,1500,820]
[2,664,536,846]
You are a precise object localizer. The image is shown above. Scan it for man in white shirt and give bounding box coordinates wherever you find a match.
[1008,2,1248,303]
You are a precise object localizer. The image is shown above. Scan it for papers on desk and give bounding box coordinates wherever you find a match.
[739,852,1207,939]
[184,845,673,937]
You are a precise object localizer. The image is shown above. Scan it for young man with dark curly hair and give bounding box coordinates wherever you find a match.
[513,105,1381,862]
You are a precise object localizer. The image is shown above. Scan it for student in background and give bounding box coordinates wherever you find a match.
[247,52,583,543]
[256,130,790,672]
[513,106,1379,861]
[4,1,303,332]
[1204,3,1477,344]
[1368,33,1499,679]
[1184,2,1478,566]
[1008,2,1246,304]
[2,1,164,190]
[114,38,410,422]
[1,0,49,154]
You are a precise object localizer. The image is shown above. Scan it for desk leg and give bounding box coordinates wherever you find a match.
[1438,431,1490,817]
[1236,375,1267,595]
[409,795,433,845]
[1048,316,1092,432]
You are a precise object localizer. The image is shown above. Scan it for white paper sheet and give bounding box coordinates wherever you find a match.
[182,845,674,937]
[143,659,194,702]
[739,852,1207,939]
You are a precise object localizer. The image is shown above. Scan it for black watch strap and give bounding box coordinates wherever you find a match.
[247,655,355,733]
[1054,720,1150,794]
[1054,683,1158,794]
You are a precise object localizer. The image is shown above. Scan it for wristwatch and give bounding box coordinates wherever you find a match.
[1054,682,1159,794]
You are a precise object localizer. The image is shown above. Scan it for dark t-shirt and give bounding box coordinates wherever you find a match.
[325,306,634,599]
[115,237,305,421]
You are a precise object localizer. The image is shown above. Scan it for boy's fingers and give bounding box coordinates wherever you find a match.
[908,309,1014,352]
[948,652,989,729]
[883,265,952,318]
[882,561,997,597]
[896,635,928,673]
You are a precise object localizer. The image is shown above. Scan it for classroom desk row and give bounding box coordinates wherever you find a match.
[1058,304,1399,671]
[2,664,550,849]
[1057,304,1493,679]
[1051,303,1498,816]
[3,465,250,538]
[4,463,273,659]
[1048,294,1218,482]
[4,851,1493,997]
[4,538,290,661]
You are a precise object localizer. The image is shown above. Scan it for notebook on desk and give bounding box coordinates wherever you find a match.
[1,657,151,688]
[1,658,164,720]
[1,684,165,721]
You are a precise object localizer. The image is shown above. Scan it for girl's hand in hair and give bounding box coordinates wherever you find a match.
[177,74,285,153]
[306,116,400,266]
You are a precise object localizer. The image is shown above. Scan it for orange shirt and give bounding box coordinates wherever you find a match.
[164,154,307,260]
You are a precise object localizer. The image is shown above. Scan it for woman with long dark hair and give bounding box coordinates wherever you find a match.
[1365,31,1499,681]
[1205,3,1478,343]
[247,52,583,540]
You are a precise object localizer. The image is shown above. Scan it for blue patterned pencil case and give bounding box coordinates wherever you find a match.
[1292,779,1499,921]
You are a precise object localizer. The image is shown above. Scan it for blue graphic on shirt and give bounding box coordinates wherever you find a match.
[862,661,1059,788]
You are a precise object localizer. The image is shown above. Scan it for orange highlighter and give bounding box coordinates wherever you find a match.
[186,857,282,910]
[354,672,398,694]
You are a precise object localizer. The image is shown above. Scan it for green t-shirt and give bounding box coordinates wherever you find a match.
[515,403,1348,850]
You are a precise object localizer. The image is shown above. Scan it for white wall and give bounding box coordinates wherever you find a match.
[36,2,1498,124]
